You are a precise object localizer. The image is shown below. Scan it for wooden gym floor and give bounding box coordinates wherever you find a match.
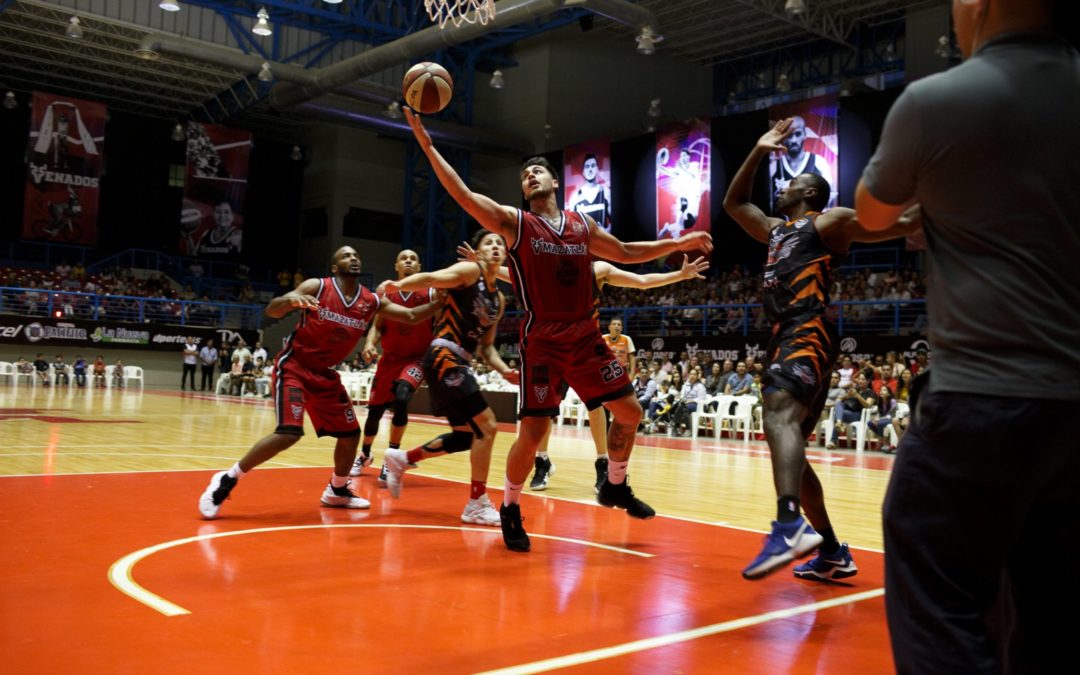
[0,384,897,674]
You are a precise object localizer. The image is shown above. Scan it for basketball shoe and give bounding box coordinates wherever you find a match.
[320,480,370,509]
[198,470,238,519]
[594,456,608,494]
[742,516,824,580]
[461,494,501,526]
[377,464,389,487]
[349,451,373,477]
[596,477,655,519]
[793,543,858,581]
[499,503,530,552]
[529,456,555,491]
[383,449,413,498]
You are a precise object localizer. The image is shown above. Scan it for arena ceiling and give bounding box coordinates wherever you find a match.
[0,0,946,139]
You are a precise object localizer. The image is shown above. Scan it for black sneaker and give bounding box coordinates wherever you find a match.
[597,477,656,520]
[529,456,555,491]
[377,463,389,487]
[594,456,609,494]
[499,503,530,552]
[198,471,238,519]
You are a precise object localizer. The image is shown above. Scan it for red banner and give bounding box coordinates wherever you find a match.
[22,92,107,245]
[768,96,839,212]
[655,118,711,242]
[179,122,251,258]
[563,138,612,233]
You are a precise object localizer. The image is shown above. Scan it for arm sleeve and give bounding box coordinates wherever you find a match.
[625,336,636,354]
[861,88,922,205]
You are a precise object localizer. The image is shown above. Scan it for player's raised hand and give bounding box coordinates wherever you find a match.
[679,254,710,280]
[502,369,520,385]
[362,344,379,364]
[677,230,713,254]
[757,117,793,153]
[456,242,478,263]
[289,294,320,311]
[403,107,433,149]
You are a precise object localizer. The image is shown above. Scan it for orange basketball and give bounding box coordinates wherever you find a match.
[402,62,454,115]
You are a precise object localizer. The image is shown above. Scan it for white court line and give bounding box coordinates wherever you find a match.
[0,452,305,468]
[108,524,654,616]
[474,587,886,675]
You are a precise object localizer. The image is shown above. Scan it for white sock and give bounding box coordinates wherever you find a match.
[537,451,548,459]
[503,476,524,505]
[607,459,629,485]
[330,474,349,488]
[227,463,246,479]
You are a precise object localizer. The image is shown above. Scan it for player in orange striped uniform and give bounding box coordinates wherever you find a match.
[724,117,920,580]
[380,231,518,526]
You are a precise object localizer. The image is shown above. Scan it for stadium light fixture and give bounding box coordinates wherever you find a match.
[383,101,403,119]
[159,1,182,11]
[66,16,84,39]
[776,73,791,92]
[290,146,303,161]
[489,70,505,89]
[257,62,273,82]
[252,8,272,36]
[785,0,807,18]
[3,92,17,110]
[636,26,662,56]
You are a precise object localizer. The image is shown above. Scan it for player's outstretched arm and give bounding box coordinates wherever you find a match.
[818,204,922,250]
[588,215,713,264]
[362,316,384,363]
[595,255,709,291]
[377,291,443,325]
[477,296,519,385]
[265,278,321,318]
[386,262,480,294]
[456,243,511,283]
[723,118,790,244]
[405,108,519,246]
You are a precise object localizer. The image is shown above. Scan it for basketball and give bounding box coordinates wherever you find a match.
[402,62,454,115]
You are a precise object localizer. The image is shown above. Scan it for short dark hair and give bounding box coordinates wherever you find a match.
[583,153,597,164]
[803,173,831,211]
[471,229,505,249]
[521,156,560,183]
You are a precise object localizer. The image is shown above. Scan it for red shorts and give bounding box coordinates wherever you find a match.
[368,355,425,407]
[272,356,359,437]
[518,320,633,417]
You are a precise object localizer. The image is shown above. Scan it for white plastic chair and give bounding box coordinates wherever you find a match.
[355,372,374,403]
[215,372,232,394]
[849,405,878,453]
[718,395,755,441]
[690,395,724,438]
[0,361,14,386]
[12,364,35,388]
[124,365,144,389]
[104,365,115,389]
[557,388,587,427]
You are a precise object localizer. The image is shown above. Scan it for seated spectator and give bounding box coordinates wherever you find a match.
[671,370,708,436]
[820,372,846,426]
[55,260,71,279]
[704,362,725,396]
[277,268,292,290]
[872,365,898,397]
[15,356,33,375]
[52,354,70,386]
[347,354,365,372]
[33,353,50,386]
[910,349,930,375]
[238,355,257,396]
[749,371,763,405]
[895,368,913,403]
[228,357,245,395]
[72,261,86,282]
[645,380,676,432]
[836,355,855,388]
[113,359,126,388]
[633,369,657,410]
[92,355,107,388]
[253,358,271,398]
[826,373,876,449]
[72,355,87,387]
[724,362,753,397]
[189,260,204,278]
[237,282,256,304]
[868,385,899,452]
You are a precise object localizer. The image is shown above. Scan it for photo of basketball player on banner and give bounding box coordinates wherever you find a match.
[22,92,106,246]
[563,139,612,233]
[656,119,710,241]
[768,97,838,212]
[178,122,252,258]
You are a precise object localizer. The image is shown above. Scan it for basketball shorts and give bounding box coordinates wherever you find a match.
[422,344,488,425]
[519,320,633,418]
[763,314,837,437]
[368,355,425,407]
[272,357,360,438]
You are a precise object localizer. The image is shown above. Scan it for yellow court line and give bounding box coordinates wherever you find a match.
[473,587,886,675]
[107,524,655,616]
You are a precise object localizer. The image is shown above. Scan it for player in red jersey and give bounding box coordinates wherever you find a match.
[198,246,441,519]
[406,108,712,552]
[350,249,434,479]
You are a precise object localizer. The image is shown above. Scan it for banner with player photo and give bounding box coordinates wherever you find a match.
[179,122,251,258]
[655,118,710,241]
[563,139,612,232]
[768,96,839,212]
[22,92,106,246]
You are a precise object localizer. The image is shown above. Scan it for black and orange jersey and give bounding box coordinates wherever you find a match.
[433,264,502,356]
[762,212,841,325]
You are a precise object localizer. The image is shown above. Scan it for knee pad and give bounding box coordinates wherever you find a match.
[363,404,388,437]
[428,430,473,454]
[392,381,415,404]
[391,399,409,427]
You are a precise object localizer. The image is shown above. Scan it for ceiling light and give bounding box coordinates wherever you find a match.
[322,0,343,4]
[66,16,84,39]
[635,26,663,56]
[159,1,181,11]
[647,98,662,119]
[543,123,552,140]
[257,62,273,82]
[784,0,807,17]
[171,123,185,142]
[727,91,737,104]
[884,43,898,63]
[489,70,505,89]
[838,80,854,98]
[252,7,272,36]
[776,73,791,93]
[3,91,17,110]
[383,101,403,119]
[290,146,303,161]
[935,35,951,59]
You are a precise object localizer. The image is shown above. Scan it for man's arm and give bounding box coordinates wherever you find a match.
[477,296,519,384]
[855,182,909,233]
[362,315,384,363]
[386,262,480,294]
[377,294,442,326]
[265,278,321,319]
[405,108,519,246]
[626,335,636,376]
[722,118,789,244]
[455,243,511,283]
[594,255,708,291]
[588,215,712,263]
[855,90,920,231]
[816,204,922,250]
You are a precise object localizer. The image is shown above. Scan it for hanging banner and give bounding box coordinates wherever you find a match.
[179,122,251,257]
[655,118,711,242]
[768,96,839,212]
[563,138,612,232]
[22,92,106,246]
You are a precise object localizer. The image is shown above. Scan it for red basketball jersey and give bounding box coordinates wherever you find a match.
[281,278,380,370]
[379,288,434,359]
[507,209,595,333]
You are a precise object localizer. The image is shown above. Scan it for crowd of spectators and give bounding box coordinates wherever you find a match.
[12,352,124,388]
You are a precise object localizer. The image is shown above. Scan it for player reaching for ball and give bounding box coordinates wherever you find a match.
[402,61,455,115]
[405,106,712,553]
[197,246,442,519]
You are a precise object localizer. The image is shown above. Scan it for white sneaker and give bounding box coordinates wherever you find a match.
[376,463,388,487]
[349,452,372,477]
[320,480,371,509]
[383,449,412,498]
[198,470,238,519]
[460,494,500,526]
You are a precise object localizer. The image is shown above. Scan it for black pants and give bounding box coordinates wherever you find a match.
[883,381,1078,674]
[182,363,197,389]
[200,364,215,391]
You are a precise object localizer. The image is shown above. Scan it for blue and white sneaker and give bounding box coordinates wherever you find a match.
[793,543,858,581]
[742,516,824,580]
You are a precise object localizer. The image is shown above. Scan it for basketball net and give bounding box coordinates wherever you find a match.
[425,0,496,29]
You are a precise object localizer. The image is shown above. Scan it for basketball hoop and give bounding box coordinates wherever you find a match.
[425,0,496,29]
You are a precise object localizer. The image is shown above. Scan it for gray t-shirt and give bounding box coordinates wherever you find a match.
[862,32,1080,401]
